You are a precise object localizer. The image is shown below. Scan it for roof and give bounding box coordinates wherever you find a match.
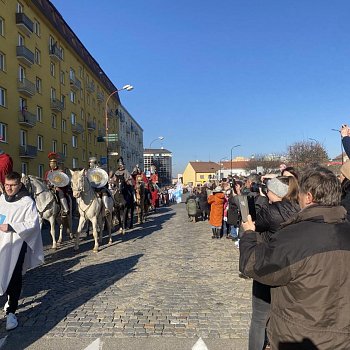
[144,148,172,154]
[189,161,220,172]
[220,160,251,169]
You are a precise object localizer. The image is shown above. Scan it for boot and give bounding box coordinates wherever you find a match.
[215,228,221,239]
[59,197,69,217]
[102,195,110,216]
[211,228,216,239]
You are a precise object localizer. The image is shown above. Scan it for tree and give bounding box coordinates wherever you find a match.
[245,154,284,174]
[287,141,329,168]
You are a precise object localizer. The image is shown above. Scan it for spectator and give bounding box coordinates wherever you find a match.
[197,187,210,221]
[341,124,350,157]
[186,193,199,222]
[0,172,44,331]
[281,166,299,180]
[339,160,350,221]
[208,186,225,239]
[239,166,350,349]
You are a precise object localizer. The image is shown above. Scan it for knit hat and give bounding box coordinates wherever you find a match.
[267,178,289,198]
[340,160,350,180]
[213,186,223,193]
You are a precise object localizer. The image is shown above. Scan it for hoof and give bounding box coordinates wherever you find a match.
[93,248,98,253]
[52,245,57,250]
[74,245,79,251]
[122,229,125,235]
[108,239,112,245]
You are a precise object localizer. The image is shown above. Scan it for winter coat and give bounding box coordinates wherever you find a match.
[239,205,350,350]
[226,195,240,226]
[208,192,225,227]
[197,192,209,212]
[186,195,198,216]
[342,135,350,158]
[341,179,350,221]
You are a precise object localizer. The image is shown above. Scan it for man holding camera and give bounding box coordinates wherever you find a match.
[239,166,350,349]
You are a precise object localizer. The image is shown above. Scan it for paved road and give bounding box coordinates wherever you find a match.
[0,204,252,349]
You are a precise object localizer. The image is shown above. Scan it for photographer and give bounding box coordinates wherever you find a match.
[341,124,350,157]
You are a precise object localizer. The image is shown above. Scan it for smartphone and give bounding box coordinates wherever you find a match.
[237,195,256,222]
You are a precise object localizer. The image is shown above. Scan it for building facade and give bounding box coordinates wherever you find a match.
[143,148,172,186]
[182,161,220,186]
[0,0,142,176]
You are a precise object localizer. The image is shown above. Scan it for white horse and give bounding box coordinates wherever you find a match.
[70,169,113,252]
[22,175,73,249]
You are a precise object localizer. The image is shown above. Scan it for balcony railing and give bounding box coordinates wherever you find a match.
[17,78,35,97]
[70,76,81,91]
[16,45,34,66]
[87,121,96,130]
[86,81,95,93]
[50,98,64,112]
[18,110,36,127]
[15,12,34,36]
[96,91,104,102]
[71,122,84,134]
[49,45,63,62]
[19,145,37,158]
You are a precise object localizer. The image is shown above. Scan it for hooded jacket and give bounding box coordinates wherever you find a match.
[208,192,225,227]
[239,205,350,350]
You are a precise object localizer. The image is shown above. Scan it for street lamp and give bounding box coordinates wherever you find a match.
[105,84,133,171]
[149,136,164,149]
[331,128,344,164]
[230,144,241,177]
[219,156,228,181]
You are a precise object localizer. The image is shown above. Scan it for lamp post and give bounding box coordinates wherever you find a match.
[230,144,241,178]
[105,84,133,172]
[331,128,344,164]
[219,157,228,181]
[149,136,164,149]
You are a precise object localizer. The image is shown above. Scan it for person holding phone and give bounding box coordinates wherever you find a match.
[248,176,300,350]
[341,124,350,157]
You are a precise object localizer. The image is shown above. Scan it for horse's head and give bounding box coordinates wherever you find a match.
[21,175,32,195]
[70,169,86,198]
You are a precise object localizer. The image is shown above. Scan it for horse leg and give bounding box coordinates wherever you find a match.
[107,200,113,245]
[98,215,104,245]
[74,217,86,251]
[129,205,134,229]
[122,207,128,234]
[91,217,99,252]
[48,217,57,249]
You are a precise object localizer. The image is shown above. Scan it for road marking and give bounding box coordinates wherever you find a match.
[83,338,102,350]
[192,337,209,350]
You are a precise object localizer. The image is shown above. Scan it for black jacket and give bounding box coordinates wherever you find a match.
[226,195,240,226]
[341,179,350,221]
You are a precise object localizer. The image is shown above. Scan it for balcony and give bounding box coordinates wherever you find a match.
[70,76,81,91]
[18,109,36,127]
[86,81,95,93]
[87,121,96,131]
[96,91,104,103]
[17,78,35,97]
[19,145,37,158]
[15,12,34,36]
[72,122,84,134]
[16,45,34,67]
[49,45,63,62]
[50,98,64,112]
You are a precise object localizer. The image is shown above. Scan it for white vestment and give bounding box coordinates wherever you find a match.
[0,194,44,295]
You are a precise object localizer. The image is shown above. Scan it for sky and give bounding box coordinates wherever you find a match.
[51,0,350,175]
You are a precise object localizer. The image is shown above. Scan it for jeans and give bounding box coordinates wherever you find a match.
[223,222,238,239]
[249,294,270,350]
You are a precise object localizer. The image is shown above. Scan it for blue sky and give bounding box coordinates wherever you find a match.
[51,0,350,174]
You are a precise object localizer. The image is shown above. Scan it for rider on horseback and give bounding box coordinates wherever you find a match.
[87,156,112,216]
[44,152,70,217]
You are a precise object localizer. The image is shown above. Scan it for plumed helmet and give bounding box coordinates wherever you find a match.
[89,156,97,163]
[118,157,125,166]
[48,152,58,163]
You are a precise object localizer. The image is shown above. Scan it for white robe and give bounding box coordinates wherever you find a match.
[0,194,44,295]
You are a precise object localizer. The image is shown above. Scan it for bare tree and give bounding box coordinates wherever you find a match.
[246,154,284,174]
[287,141,329,168]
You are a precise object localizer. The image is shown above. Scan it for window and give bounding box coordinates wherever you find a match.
[35,77,42,93]
[0,17,4,36]
[52,140,57,152]
[72,135,78,148]
[82,149,86,161]
[37,135,43,151]
[20,130,26,146]
[80,108,84,120]
[88,133,91,143]
[60,94,65,107]
[18,33,24,46]
[79,66,83,78]
[72,158,78,168]
[21,163,27,176]
[18,65,25,82]
[51,114,57,128]
[49,36,55,50]
[19,97,26,111]
[36,105,42,122]
[50,87,56,99]
[62,143,67,156]
[0,87,6,107]
[69,68,75,80]
[33,19,40,36]
[81,133,85,141]
[34,48,41,65]
[17,2,23,13]
[0,123,7,142]
[60,70,65,84]
[71,112,76,125]
[70,90,76,103]
[61,119,66,132]
[38,164,44,179]
[50,62,55,77]
[87,94,90,105]
[0,52,5,71]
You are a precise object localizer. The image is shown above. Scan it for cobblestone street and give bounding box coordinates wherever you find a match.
[0,204,252,349]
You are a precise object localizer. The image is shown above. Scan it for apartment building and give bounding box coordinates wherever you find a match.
[0,0,142,176]
[144,148,172,186]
